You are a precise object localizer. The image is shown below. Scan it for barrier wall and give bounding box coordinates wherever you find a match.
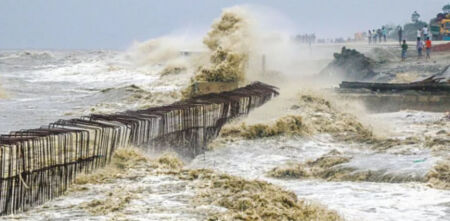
[336,89,450,112]
[0,82,278,215]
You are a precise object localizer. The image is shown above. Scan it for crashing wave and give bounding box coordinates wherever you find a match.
[221,115,307,139]
[268,150,439,185]
[268,150,353,180]
[426,160,450,190]
[220,93,373,143]
[219,92,449,153]
[183,7,253,97]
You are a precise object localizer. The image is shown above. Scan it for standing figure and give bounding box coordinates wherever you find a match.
[425,37,432,59]
[372,29,377,43]
[398,27,403,45]
[377,29,382,42]
[416,37,423,59]
[368,30,372,44]
[382,27,387,42]
[422,25,429,39]
[401,40,408,61]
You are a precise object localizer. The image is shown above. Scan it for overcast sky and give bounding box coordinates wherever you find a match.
[0,0,448,49]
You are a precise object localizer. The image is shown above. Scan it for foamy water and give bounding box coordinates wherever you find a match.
[187,109,449,221]
[5,174,210,220]
[1,48,449,220]
[0,50,192,133]
[190,133,449,221]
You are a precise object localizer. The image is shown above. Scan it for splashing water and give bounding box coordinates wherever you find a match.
[1,5,449,221]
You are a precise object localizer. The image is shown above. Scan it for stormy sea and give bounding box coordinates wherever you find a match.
[1,6,449,221]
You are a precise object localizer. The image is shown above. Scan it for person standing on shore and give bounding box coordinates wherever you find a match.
[416,37,423,59]
[401,40,408,61]
[377,29,382,42]
[425,37,432,59]
[422,25,429,39]
[382,27,387,42]
[373,29,377,43]
[398,27,403,45]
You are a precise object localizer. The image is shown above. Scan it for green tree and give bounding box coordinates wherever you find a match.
[411,11,420,23]
[443,4,450,13]
[403,21,427,40]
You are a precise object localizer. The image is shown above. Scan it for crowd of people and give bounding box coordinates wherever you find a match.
[367,26,388,44]
[295,25,434,60]
[367,25,433,61]
[295,34,316,44]
[399,25,432,61]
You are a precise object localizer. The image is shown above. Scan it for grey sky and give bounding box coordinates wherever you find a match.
[0,0,448,49]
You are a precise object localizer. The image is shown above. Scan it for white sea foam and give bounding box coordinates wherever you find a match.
[0,5,449,221]
[190,133,449,221]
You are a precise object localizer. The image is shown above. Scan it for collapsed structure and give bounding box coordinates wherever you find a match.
[326,46,450,112]
[340,65,450,92]
[0,82,278,216]
[320,47,377,81]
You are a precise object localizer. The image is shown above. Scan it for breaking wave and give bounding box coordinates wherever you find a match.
[220,93,374,143]
[268,153,425,183]
[219,91,449,153]
[65,84,180,116]
[426,160,450,190]
[182,7,253,97]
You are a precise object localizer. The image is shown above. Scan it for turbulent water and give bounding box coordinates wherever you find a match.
[1,6,450,221]
[1,50,448,220]
[0,50,192,134]
[190,134,449,221]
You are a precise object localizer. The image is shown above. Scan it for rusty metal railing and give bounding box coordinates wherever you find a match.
[0,81,278,215]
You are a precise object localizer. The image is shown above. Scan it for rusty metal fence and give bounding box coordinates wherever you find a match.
[0,82,278,215]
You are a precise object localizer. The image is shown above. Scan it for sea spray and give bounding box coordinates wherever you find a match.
[125,6,331,99]
[127,36,201,71]
[122,36,202,106]
[183,7,253,97]
[196,8,250,82]
[217,90,449,154]
[219,93,373,143]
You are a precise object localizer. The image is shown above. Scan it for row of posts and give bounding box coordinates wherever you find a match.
[0,82,278,216]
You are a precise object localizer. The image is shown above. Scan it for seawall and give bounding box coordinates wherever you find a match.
[0,82,278,215]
